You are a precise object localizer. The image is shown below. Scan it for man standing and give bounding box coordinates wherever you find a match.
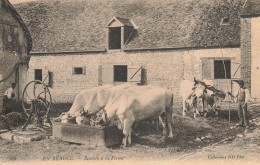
[234,80,251,128]
[2,82,16,114]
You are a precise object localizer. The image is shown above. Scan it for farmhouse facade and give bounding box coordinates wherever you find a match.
[14,0,249,107]
[0,0,31,105]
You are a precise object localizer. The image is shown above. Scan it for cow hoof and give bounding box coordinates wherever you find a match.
[182,112,186,118]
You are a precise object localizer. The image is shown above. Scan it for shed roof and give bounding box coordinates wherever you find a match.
[14,0,245,53]
[2,0,32,52]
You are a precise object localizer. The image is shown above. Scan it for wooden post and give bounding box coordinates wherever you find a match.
[229,101,231,123]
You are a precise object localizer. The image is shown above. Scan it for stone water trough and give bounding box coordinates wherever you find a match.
[52,121,123,147]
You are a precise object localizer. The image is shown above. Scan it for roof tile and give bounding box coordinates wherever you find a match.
[13,0,244,53]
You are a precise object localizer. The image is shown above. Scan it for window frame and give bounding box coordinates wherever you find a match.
[34,69,42,81]
[214,60,231,79]
[108,27,121,50]
[220,17,229,26]
[72,67,86,75]
[113,65,128,82]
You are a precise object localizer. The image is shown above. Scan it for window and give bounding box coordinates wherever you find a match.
[106,17,138,50]
[73,67,86,75]
[73,67,83,75]
[214,60,231,79]
[109,27,121,49]
[100,64,143,85]
[220,17,229,25]
[34,69,42,81]
[114,65,127,82]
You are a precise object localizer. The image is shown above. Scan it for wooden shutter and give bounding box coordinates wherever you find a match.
[202,58,213,80]
[101,64,114,84]
[83,66,86,75]
[98,65,102,86]
[42,68,49,84]
[141,68,147,85]
[231,62,241,79]
[72,67,75,75]
[48,71,54,87]
[127,66,142,82]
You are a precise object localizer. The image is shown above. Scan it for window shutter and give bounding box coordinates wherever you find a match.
[83,66,86,75]
[72,67,74,75]
[231,62,241,79]
[42,68,49,84]
[127,66,142,82]
[101,64,114,84]
[48,71,54,87]
[141,68,147,85]
[202,59,213,80]
[98,65,102,86]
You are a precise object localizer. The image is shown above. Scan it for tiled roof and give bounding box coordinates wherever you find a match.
[241,0,260,17]
[3,0,32,52]
[14,0,244,53]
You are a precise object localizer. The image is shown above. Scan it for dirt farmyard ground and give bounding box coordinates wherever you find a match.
[0,103,259,163]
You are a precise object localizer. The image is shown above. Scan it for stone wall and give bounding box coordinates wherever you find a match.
[0,3,29,105]
[250,16,260,101]
[240,17,251,90]
[28,48,240,112]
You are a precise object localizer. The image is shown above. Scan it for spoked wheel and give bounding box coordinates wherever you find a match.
[21,80,52,131]
[22,80,52,117]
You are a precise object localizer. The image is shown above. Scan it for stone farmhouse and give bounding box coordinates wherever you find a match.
[13,0,259,107]
[0,0,31,105]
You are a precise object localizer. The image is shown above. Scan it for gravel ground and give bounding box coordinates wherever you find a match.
[0,102,259,163]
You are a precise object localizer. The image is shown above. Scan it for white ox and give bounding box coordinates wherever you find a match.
[55,85,111,124]
[101,85,174,147]
[67,84,113,117]
[82,83,137,115]
[60,84,137,124]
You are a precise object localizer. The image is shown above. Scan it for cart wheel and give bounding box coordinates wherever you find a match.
[22,80,52,117]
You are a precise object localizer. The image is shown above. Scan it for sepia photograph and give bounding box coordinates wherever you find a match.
[0,0,259,164]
